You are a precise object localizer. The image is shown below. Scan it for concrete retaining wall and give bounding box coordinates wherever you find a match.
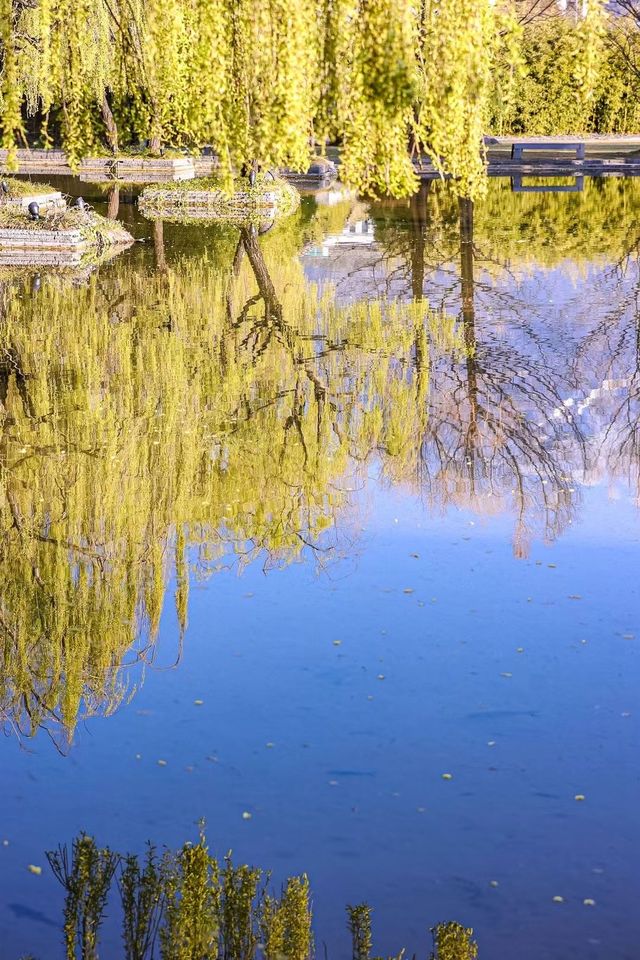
[3,191,65,212]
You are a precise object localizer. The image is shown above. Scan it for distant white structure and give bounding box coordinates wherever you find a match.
[307,220,376,258]
[556,0,590,16]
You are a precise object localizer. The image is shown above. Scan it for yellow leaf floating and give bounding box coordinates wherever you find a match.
[442,773,453,780]
[27,865,42,875]
[574,794,586,801]
[552,896,564,903]
[583,899,596,907]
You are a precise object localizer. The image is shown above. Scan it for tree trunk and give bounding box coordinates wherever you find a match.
[409,181,430,301]
[101,94,119,155]
[153,219,167,272]
[459,196,479,461]
[106,184,120,221]
[240,227,281,317]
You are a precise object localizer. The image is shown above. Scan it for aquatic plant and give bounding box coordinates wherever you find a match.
[41,832,475,960]
[118,846,164,960]
[261,876,312,960]
[347,904,373,960]
[220,859,262,960]
[46,834,119,960]
[160,832,220,960]
[430,922,478,960]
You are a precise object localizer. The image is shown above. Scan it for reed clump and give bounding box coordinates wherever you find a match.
[46,833,477,960]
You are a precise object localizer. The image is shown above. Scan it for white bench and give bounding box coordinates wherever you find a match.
[511,142,585,161]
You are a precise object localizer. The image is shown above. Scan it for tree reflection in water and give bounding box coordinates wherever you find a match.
[0,215,464,743]
[2,177,640,742]
[358,176,640,555]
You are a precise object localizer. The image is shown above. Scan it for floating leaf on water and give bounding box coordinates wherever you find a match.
[403,588,414,594]
[194,699,204,706]
[441,773,453,780]
[500,672,513,678]
[574,794,586,801]
[489,880,499,888]
[27,865,42,875]
[242,811,252,820]
[583,899,596,907]
[265,742,275,748]
[157,759,167,767]
[516,647,524,653]
[377,674,385,680]
[552,896,564,903]
[548,564,557,569]
[487,741,496,747]
[332,640,342,646]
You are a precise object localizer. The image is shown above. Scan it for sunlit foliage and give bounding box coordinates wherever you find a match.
[489,1,640,135]
[4,0,635,195]
[430,921,478,960]
[44,834,476,960]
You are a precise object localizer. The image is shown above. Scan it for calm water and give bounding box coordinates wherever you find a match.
[0,175,639,959]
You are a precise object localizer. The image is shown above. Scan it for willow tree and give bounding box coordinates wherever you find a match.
[2,0,608,197]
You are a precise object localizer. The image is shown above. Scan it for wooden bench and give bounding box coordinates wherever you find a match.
[511,141,585,161]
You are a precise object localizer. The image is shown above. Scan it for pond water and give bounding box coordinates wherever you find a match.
[0,174,638,960]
